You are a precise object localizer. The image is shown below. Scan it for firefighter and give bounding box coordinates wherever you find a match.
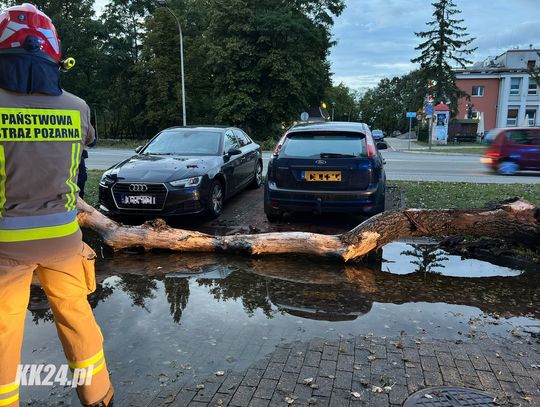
[0,4,113,406]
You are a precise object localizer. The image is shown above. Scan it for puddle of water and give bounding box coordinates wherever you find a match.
[382,242,524,277]
[21,242,539,405]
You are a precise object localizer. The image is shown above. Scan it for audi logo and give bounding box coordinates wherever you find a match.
[315,160,327,165]
[129,184,148,192]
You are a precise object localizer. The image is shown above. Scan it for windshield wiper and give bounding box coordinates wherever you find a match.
[145,152,173,155]
[320,152,357,158]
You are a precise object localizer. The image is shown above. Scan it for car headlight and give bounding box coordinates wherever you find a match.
[170,176,202,188]
[99,174,115,188]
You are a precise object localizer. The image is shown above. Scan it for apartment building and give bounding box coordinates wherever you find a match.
[455,49,540,130]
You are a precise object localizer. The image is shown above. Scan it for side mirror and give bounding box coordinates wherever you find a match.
[227,148,242,156]
[135,145,143,154]
[376,142,388,150]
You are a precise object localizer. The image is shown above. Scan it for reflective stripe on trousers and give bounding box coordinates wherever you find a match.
[0,382,19,406]
[0,244,112,406]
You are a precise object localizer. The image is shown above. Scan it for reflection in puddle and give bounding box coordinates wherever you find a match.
[383,242,525,277]
[22,242,539,405]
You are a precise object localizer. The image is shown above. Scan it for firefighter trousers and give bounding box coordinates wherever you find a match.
[0,243,113,406]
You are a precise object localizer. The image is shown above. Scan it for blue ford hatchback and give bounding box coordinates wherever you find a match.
[264,122,387,221]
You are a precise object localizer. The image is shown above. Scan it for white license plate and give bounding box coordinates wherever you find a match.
[122,195,156,205]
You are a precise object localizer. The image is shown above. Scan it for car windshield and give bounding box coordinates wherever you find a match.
[282,132,365,158]
[142,130,222,156]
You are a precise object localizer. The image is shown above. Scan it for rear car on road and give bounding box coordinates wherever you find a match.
[480,128,540,175]
[99,126,262,218]
[372,129,384,141]
[264,121,387,221]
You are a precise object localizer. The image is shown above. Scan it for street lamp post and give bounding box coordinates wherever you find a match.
[156,0,186,126]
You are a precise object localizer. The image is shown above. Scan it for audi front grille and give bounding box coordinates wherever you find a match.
[112,183,168,210]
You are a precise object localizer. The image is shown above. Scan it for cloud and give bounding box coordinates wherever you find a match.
[332,74,387,90]
[329,0,540,90]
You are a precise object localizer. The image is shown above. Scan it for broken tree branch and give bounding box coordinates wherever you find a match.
[77,198,540,262]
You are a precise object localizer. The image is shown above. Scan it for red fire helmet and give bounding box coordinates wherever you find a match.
[0,3,61,62]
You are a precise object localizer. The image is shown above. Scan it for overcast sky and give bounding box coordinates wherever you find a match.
[330,0,540,90]
[94,0,540,91]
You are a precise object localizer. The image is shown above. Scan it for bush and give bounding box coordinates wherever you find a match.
[417,128,429,143]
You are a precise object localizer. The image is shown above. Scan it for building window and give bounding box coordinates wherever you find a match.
[527,60,536,70]
[526,108,537,126]
[471,86,484,97]
[506,107,519,126]
[510,78,521,95]
[529,81,538,95]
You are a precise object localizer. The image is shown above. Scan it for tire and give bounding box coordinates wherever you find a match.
[266,212,282,222]
[249,161,263,189]
[206,180,224,219]
[497,161,519,175]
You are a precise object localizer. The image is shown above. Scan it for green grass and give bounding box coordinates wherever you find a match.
[389,181,540,209]
[86,170,104,208]
[85,170,540,212]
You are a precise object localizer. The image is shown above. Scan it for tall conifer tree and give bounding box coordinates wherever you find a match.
[411,0,476,112]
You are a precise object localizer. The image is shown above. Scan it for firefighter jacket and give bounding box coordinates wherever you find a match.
[0,88,95,262]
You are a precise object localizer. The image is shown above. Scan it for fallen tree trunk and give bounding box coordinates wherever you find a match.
[77,198,540,262]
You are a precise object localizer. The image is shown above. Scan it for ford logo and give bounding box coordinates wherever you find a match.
[315,160,327,165]
[129,184,148,192]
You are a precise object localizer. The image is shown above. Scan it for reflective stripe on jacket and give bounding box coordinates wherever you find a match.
[0,89,94,245]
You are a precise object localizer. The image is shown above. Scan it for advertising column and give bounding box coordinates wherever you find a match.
[432,103,450,145]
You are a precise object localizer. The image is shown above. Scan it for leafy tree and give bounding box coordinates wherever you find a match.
[359,77,403,133]
[411,0,476,113]
[137,7,183,133]
[98,0,156,138]
[398,70,426,116]
[358,70,427,134]
[324,83,361,121]
[139,0,215,133]
[205,0,344,139]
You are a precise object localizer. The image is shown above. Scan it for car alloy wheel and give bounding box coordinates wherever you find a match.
[497,161,519,175]
[250,161,263,189]
[207,180,224,218]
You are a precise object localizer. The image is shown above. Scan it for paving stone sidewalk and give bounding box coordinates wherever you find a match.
[146,335,540,407]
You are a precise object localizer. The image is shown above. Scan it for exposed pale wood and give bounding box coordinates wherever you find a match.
[77,198,540,262]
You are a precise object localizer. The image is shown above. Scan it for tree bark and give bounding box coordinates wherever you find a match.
[77,198,540,262]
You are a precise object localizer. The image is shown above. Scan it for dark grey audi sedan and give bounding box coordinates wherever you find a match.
[99,126,262,219]
[264,121,387,221]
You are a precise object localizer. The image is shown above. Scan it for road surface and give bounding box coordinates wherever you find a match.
[86,147,540,184]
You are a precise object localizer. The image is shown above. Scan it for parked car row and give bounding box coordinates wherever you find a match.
[98,122,388,221]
